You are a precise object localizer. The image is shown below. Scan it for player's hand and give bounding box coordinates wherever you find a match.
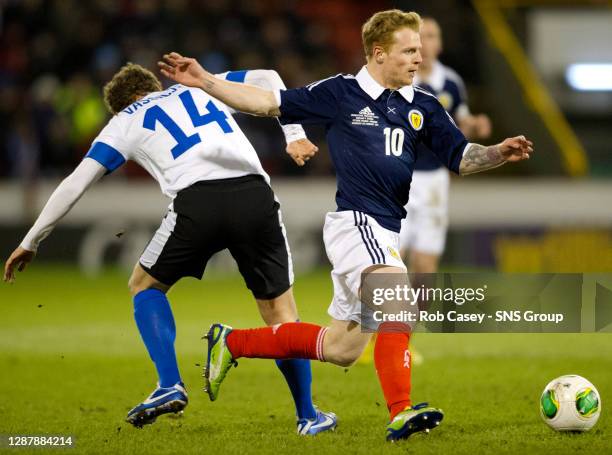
[3,246,35,283]
[459,114,492,140]
[474,114,492,139]
[286,138,319,166]
[158,52,207,88]
[499,135,534,162]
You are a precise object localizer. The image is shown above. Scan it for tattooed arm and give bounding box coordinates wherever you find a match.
[459,136,534,175]
[459,143,505,175]
[159,52,280,116]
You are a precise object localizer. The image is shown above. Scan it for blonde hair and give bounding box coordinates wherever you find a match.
[103,63,162,114]
[362,9,422,59]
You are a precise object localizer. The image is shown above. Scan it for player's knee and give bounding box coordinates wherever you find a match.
[410,252,439,274]
[412,261,436,274]
[127,275,146,296]
[127,272,156,296]
[127,264,170,296]
[257,288,299,325]
[128,280,167,296]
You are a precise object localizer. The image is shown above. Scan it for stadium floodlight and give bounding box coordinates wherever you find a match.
[566,63,612,91]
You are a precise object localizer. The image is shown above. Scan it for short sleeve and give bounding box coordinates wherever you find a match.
[422,100,469,174]
[213,71,250,114]
[85,117,129,173]
[454,74,468,106]
[278,75,346,126]
[215,70,247,83]
[444,68,470,120]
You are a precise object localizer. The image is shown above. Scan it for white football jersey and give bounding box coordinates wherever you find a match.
[86,84,270,198]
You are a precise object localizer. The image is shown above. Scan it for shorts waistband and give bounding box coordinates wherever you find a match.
[179,174,268,194]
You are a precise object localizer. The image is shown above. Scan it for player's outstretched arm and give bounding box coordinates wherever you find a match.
[159,52,280,117]
[216,69,318,166]
[459,135,534,175]
[3,158,106,283]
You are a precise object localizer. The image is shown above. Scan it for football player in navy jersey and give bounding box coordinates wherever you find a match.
[159,9,533,441]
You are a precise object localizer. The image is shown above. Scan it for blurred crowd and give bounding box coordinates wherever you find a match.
[1,0,478,182]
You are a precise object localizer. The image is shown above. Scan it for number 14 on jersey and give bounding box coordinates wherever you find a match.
[143,91,233,159]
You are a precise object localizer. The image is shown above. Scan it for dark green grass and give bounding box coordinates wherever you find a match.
[0,265,610,454]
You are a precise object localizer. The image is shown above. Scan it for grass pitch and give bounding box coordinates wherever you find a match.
[0,265,610,454]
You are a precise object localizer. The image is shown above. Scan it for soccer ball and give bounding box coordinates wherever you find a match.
[540,374,601,432]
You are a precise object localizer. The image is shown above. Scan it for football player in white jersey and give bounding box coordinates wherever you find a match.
[3,63,338,433]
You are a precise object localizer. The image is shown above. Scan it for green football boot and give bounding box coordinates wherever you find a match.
[202,323,237,401]
[386,402,444,442]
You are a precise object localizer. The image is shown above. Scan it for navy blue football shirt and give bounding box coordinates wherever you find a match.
[413,61,469,171]
[276,66,469,232]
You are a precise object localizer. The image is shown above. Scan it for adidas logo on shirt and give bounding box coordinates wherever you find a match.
[351,106,379,126]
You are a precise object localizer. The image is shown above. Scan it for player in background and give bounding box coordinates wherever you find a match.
[159,9,533,441]
[400,16,491,273]
[3,63,338,435]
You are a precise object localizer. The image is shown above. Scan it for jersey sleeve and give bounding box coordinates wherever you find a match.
[85,116,130,174]
[214,71,249,114]
[277,75,346,126]
[214,70,246,82]
[214,70,307,142]
[214,69,284,113]
[20,159,107,252]
[446,69,470,121]
[422,100,469,174]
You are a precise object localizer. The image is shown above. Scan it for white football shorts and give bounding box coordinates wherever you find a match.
[323,210,406,328]
[400,167,450,256]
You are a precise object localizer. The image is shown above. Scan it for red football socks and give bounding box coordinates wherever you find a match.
[374,322,412,420]
[227,322,327,361]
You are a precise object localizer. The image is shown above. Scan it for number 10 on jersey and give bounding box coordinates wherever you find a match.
[384,127,404,157]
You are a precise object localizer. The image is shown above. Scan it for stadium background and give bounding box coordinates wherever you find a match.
[1,1,611,454]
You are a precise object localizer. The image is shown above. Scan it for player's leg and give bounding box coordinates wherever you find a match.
[224,177,326,431]
[400,168,449,273]
[361,265,414,419]
[399,168,448,263]
[211,317,370,366]
[207,306,432,438]
[408,250,440,273]
[359,264,443,441]
[128,263,177,388]
[126,195,218,427]
[327,211,443,440]
[255,288,318,422]
[125,263,187,427]
[257,288,342,434]
[255,287,299,326]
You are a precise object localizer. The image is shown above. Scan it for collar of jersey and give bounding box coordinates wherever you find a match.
[356,66,414,103]
[414,60,445,92]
